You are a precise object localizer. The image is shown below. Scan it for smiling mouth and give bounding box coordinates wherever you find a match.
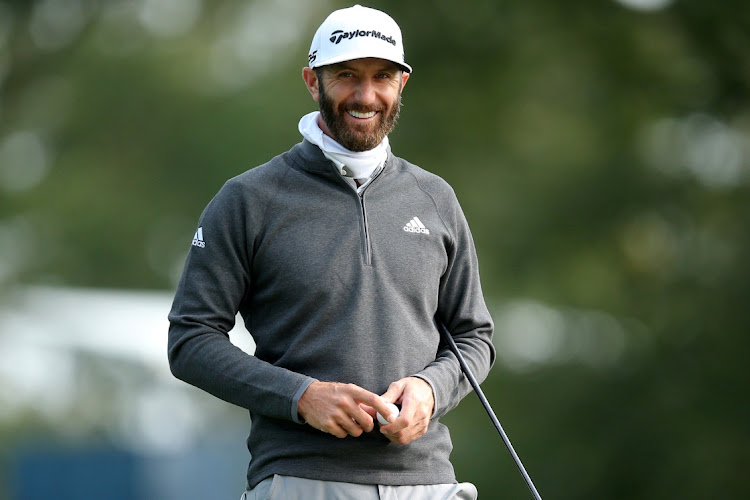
[348,110,378,119]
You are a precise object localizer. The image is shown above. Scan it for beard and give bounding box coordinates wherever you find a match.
[318,84,402,152]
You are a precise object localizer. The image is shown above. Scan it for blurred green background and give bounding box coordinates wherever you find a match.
[1,0,748,498]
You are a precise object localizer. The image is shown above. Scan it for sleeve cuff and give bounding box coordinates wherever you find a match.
[291,377,317,424]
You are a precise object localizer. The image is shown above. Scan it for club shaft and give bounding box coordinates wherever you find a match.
[438,322,543,500]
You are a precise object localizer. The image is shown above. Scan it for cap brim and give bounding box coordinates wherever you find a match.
[311,52,412,73]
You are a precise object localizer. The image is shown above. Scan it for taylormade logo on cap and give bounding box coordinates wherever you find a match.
[308,5,412,73]
[329,29,397,47]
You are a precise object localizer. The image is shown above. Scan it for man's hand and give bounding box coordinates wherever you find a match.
[377,377,435,445]
[297,381,394,439]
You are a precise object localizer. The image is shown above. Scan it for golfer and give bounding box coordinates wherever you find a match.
[168,5,494,499]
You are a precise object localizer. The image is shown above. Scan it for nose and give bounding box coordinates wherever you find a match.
[355,78,376,105]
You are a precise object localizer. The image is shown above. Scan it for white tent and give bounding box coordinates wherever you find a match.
[0,285,254,453]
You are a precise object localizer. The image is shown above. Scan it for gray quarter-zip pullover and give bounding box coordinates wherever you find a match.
[168,140,495,489]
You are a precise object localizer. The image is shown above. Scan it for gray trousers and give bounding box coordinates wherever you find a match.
[242,475,478,500]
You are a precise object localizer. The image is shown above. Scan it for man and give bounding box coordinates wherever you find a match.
[168,5,494,499]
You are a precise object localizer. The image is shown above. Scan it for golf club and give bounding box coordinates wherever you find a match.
[438,321,543,500]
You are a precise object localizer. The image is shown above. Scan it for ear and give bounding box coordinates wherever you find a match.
[400,72,410,91]
[302,67,321,101]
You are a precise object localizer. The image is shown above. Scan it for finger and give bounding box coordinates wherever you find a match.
[328,423,349,439]
[340,417,364,437]
[379,412,409,434]
[338,391,377,434]
[380,401,429,443]
[380,380,405,404]
[327,384,380,428]
[326,407,366,438]
[381,419,428,445]
[336,384,397,431]
[380,398,412,431]
[355,391,393,423]
[359,403,378,419]
[381,426,415,445]
[310,412,350,438]
[351,405,375,432]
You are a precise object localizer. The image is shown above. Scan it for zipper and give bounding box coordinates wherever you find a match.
[359,196,372,265]
[356,163,385,266]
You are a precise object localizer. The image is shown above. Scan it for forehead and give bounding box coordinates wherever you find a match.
[324,58,402,73]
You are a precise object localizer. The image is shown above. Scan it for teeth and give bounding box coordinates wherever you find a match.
[348,110,376,119]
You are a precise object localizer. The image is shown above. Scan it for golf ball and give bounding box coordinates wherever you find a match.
[377,403,400,425]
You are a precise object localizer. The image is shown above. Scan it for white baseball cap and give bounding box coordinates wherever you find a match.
[307,4,412,73]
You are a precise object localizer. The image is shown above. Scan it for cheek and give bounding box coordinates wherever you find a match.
[383,86,402,104]
[383,93,401,110]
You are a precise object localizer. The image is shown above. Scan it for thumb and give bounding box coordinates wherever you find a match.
[381,379,405,404]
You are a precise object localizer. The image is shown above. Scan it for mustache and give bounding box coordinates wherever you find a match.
[343,103,383,114]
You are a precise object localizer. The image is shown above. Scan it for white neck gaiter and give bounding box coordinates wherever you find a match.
[298,111,388,181]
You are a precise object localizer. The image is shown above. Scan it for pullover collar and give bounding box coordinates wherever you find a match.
[291,140,395,180]
[298,111,388,182]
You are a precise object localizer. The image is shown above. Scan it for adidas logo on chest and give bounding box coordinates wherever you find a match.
[403,217,430,235]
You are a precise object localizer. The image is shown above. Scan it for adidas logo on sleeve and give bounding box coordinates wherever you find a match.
[403,217,430,235]
[192,227,206,248]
